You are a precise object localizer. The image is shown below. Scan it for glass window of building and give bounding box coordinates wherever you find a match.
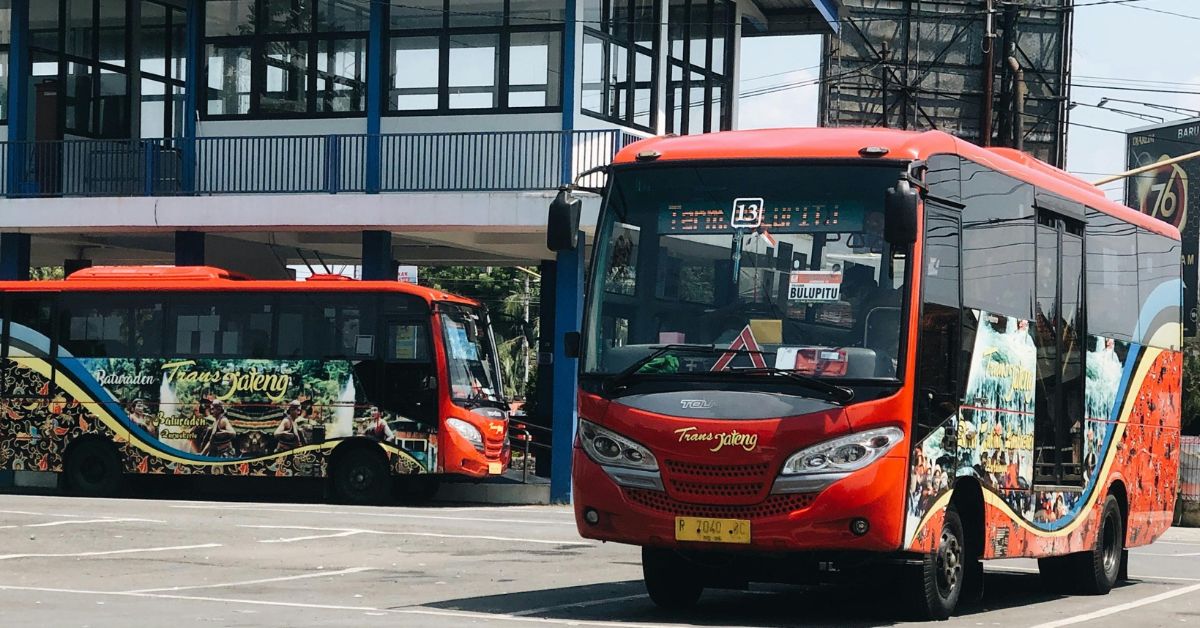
[581,0,659,132]
[0,0,10,122]
[203,0,369,117]
[666,0,734,135]
[387,0,563,114]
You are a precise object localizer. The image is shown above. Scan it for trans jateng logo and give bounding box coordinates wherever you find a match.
[674,426,759,452]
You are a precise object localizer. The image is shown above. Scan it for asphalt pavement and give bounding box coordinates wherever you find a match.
[1,491,1198,627]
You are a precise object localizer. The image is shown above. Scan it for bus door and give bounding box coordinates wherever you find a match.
[1033,210,1086,486]
[379,295,437,429]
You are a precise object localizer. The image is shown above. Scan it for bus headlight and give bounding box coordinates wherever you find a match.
[579,419,664,491]
[446,418,484,451]
[773,427,903,494]
[579,420,658,471]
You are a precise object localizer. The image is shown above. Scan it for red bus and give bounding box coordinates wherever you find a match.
[553,128,1182,618]
[0,266,510,503]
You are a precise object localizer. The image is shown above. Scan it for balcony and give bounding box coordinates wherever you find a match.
[0,130,640,198]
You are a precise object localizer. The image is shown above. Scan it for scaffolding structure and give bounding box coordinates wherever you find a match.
[819,0,1073,168]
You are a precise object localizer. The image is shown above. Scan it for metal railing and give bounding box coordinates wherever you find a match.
[1182,435,1200,503]
[509,420,552,483]
[1,129,641,198]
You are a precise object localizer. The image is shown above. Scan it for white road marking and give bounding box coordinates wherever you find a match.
[0,543,222,560]
[24,518,165,528]
[169,503,575,526]
[512,593,649,616]
[122,567,375,593]
[0,510,87,518]
[1029,582,1200,628]
[0,585,702,628]
[238,524,592,547]
[1152,541,1200,547]
[987,565,1200,583]
[1134,551,1200,557]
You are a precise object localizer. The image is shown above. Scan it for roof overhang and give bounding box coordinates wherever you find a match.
[741,0,841,37]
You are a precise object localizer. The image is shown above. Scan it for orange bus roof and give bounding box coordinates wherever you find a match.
[615,127,1180,240]
[0,265,480,307]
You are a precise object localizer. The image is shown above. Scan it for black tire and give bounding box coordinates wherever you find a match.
[64,438,123,497]
[1038,495,1124,595]
[1078,495,1124,594]
[907,508,966,620]
[331,447,390,505]
[642,547,704,611]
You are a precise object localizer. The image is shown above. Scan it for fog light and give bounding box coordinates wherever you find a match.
[584,508,600,525]
[850,518,870,536]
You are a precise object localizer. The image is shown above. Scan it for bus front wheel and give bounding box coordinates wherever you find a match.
[908,507,965,620]
[331,447,389,505]
[642,547,704,611]
[64,438,123,497]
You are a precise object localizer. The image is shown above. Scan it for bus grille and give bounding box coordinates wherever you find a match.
[484,434,505,459]
[662,460,772,504]
[625,488,814,519]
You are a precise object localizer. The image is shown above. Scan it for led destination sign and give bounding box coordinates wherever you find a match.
[658,203,864,235]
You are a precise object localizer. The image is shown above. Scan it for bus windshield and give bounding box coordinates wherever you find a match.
[440,303,505,407]
[584,163,909,385]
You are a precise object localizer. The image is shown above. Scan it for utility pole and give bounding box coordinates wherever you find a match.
[880,42,890,128]
[996,2,1021,149]
[981,0,997,146]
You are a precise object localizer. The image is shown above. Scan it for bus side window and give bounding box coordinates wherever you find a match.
[915,205,961,442]
[6,294,57,399]
[171,294,273,358]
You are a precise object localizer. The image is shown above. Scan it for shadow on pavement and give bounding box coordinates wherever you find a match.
[421,570,1076,627]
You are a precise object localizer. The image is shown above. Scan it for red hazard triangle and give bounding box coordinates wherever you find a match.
[711,325,768,371]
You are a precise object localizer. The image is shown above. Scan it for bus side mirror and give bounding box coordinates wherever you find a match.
[884,180,919,246]
[563,331,581,359]
[548,188,582,252]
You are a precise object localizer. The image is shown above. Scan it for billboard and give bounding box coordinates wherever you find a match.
[1127,118,1200,336]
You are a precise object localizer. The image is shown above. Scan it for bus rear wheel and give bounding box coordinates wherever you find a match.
[331,448,389,505]
[642,547,704,611]
[64,438,123,497]
[1039,494,1124,595]
[907,507,965,620]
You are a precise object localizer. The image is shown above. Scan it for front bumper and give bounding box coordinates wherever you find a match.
[572,447,906,553]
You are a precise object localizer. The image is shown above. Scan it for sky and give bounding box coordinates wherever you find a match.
[737,0,1200,201]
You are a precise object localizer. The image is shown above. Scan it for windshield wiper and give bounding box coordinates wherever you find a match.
[727,367,854,404]
[604,344,772,393]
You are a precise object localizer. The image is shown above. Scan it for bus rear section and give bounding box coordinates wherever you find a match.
[0,266,510,503]
[561,128,1182,620]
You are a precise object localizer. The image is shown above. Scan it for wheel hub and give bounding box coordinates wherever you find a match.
[937,529,963,597]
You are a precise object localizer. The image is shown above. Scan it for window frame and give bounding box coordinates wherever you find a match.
[385,0,564,117]
[580,0,660,132]
[201,0,370,120]
[663,0,733,135]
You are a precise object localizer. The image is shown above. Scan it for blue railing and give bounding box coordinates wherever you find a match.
[0,130,641,198]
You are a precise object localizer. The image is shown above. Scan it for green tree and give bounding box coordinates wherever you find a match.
[1184,338,1200,436]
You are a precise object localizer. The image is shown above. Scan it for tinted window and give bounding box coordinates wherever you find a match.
[9,295,55,345]
[1137,229,1182,349]
[172,294,273,358]
[1085,209,1138,342]
[58,294,165,358]
[275,293,379,359]
[960,160,1035,319]
[915,205,961,441]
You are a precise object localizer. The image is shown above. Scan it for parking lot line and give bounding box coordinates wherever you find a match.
[238,524,593,547]
[1029,582,1200,628]
[122,567,375,594]
[24,517,165,527]
[169,503,577,526]
[0,585,698,628]
[987,565,1200,583]
[0,543,222,561]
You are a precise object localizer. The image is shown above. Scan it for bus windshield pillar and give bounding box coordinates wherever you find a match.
[550,232,584,503]
[175,231,206,266]
[0,233,30,280]
[362,230,394,280]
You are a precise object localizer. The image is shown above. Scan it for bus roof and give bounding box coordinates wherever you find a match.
[614,127,1180,240]
[0,265,481,307]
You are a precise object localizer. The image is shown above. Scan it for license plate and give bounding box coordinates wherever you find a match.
[674,517,751,544]
[488,462,503,474]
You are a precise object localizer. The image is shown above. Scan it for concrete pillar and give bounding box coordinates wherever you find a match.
[0,233,31,280]
[361,230,393,280]
[175,231,206,266]
[549,233,584,503]
[533,259,557,477]
[365,0,385,194]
